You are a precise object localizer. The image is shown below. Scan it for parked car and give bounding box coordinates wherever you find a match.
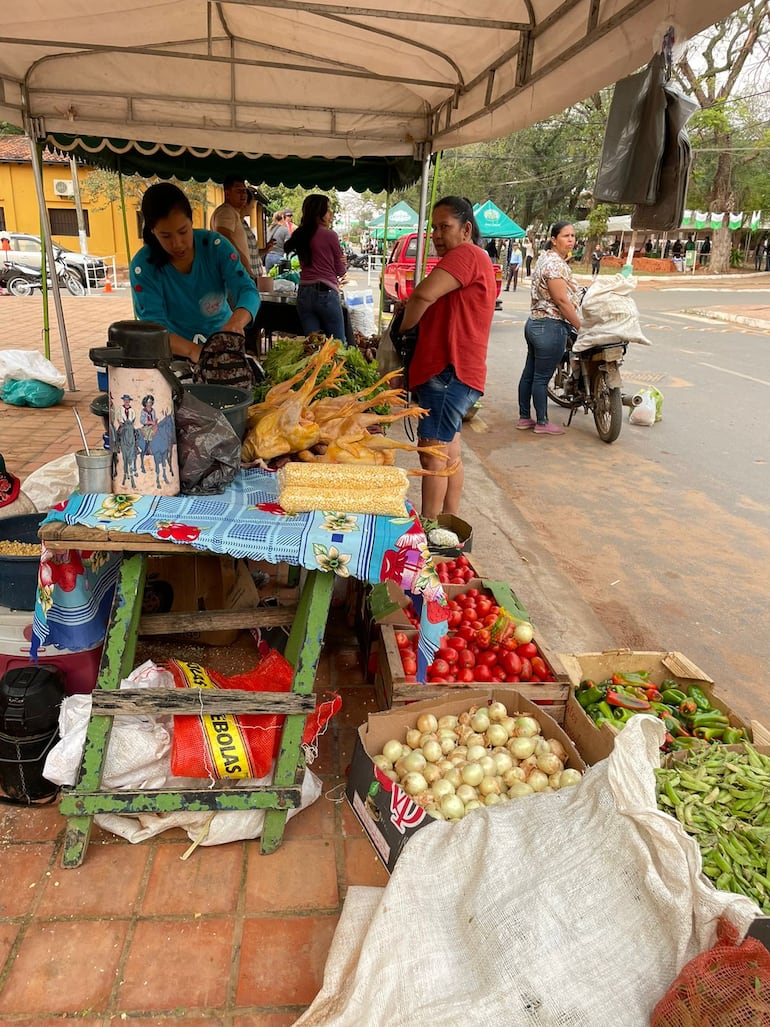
[0,232,108,288]
[381,232,503,310]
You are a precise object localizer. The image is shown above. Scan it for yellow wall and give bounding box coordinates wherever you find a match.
[0,162,266,267]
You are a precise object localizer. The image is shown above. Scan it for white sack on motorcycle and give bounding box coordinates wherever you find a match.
[573,274,651,352]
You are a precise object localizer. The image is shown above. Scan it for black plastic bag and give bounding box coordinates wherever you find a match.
[174,392,241,495]
[594,53,668,206]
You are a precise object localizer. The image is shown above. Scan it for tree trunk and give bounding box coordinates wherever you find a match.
[707,137,735,273]
[711,226,732,272]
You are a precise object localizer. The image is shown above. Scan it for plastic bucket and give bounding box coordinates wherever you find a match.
[183,384,252,440]
[0,514,45,611]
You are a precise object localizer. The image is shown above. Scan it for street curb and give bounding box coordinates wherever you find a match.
[684,309,770,331]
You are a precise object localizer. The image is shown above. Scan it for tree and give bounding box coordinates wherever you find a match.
[674,0,770,271]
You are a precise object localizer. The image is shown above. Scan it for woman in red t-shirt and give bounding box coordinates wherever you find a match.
[400,196,496,520]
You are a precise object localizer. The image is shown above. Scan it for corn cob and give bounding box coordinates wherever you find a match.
[278,463,409,515]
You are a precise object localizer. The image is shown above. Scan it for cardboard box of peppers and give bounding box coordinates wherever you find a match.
[574,672,748,751]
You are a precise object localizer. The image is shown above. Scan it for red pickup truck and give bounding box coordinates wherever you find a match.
[381,232,503,310]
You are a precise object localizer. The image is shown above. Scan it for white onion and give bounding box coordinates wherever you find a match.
[427,808,445,820]
[440,736,458,755]
[484,793,502,806]
[488,701,509,723]
[471,711,490,733]
[549,772,563,789]
[461,763,484,787]
[485,724,509,748]
[382,739,403,764]
[464,799,483,812]
[466,732,486,748]
[453,746,468,759]
[508,737,537,760]
[493,752,514,775]
[514,717,540,738]
[431,778,456,800]
[438,715,458,730]
[372,754,391,771]
[441,795,465,820]
[405,728,422,749]
[519,755,538,777]
[449,753,467,767]
[416,713,438,734]
[422,740,443,764]
[549,739,568,762]
[536,753,563,777]
[437,759,454,774]
[383,770,398,782]
[467,744,487,763]
[513,621,534,644]
[503,767,526,787]
[443,767,463,789]
[478,776,500,797]
[535,737,552,757]
[559,769,583,788]
[402,772,428,795]
[422,763,442,784]
[456,783,478,804]
[478,756,496,778]
[420,733,438,748]
[437,727,458,741]
[500,716,518,737]
[402,750,427,774]
[508,781,534,798]
[528,770,549,792]
[457,711,472,727]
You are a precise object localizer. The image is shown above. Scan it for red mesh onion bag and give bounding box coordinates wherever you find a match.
[652,917,770,1027]
[168,652,340,779]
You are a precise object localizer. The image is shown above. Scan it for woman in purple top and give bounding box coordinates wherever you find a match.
[285,194,349,344]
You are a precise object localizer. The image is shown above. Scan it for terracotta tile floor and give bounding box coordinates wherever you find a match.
[0,293,390,1023]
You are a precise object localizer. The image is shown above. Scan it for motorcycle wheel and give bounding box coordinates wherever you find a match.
[7,276,34,297]
[64,274,86,297]
[593,370,623,443]
[546,353,574,408]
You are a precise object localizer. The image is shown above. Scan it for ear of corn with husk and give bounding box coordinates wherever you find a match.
[277,463,409,515]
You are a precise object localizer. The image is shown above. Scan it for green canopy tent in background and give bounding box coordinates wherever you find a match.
[367,200,419,240]
[473,201,526,240]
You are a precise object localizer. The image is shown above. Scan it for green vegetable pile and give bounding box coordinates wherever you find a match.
[576,672,747,751]
[255,336,387,410]
[655,744,770,913]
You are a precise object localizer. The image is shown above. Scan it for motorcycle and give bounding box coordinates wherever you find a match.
[346,251,369,270]
[547,330,630,444]
[0,259,86,297]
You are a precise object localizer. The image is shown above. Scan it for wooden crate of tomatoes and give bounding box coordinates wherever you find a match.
[374,581,569,713]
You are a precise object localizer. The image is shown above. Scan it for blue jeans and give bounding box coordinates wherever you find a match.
[414,367,481,443]
[518,317,570,424]
[296,283,348,344]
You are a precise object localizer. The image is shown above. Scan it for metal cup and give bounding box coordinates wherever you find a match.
[75,449,112,494]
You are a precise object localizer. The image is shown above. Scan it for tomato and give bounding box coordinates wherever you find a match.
[465,588,480,598]
[457,625,476,641]
[455,594,472,608]
[492,665,508,681]
[458,667,476,683]
[531,656,549,679]
[449,576,466,584]
[430,676,448,684]
[519,657,533,681]
[402,657,417,676]
[474,664,492,682]
[438,646,458,666]
[482,613,498,628]
[448,610,463,629]
[447,636,467,651]
[503,651,522,677]
[458,649,476,669]
[474,628,492,650]
[517,642,538,660]
[394,632,411,650]
[476,599,492,617]
[429,658,450,677]
[477,650,498,667]
[455,555,469,567]
[463,608,478,622]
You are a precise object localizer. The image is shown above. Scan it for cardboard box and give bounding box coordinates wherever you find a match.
[376,622,570,714]
[428,513,473,557]
[346,689,586,872]
[143,555,260,645]
[560,650,758,765]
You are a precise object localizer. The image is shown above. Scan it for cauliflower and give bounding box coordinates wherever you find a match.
[427,527,461,548]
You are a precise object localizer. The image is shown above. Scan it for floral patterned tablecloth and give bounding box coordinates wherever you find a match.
[33,468,448,678]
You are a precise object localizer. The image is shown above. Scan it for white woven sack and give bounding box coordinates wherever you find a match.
[574,273,651,351]
[297,717,758,1027]
[0,348,67,388]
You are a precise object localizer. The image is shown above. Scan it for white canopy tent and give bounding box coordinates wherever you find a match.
[1,0,744,386]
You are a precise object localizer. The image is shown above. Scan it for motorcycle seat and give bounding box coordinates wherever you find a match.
[574,341,628,358]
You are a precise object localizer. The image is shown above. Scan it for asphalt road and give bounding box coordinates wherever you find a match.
[461,282,770,725]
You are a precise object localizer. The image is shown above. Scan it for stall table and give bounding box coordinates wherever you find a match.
[253,292,354,353]
[35,470,447,867]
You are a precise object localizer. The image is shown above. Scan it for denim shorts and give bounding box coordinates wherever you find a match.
[413,367,481,442]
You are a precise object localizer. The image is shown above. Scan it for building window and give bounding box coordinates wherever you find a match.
[47,208,90,237]
[0,207,6,231]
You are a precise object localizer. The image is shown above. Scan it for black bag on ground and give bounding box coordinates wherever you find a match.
[194,331,256,391]
[175,392,241,495]
[388,307,419,375]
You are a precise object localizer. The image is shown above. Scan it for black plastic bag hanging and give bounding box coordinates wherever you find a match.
[174,391,241,495]
[593,52,668,206]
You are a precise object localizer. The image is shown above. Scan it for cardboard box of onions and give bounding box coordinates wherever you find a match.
[346,689,586,872]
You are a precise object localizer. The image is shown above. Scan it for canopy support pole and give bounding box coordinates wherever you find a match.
[413,148,432,287]
[25,117,76,391]
[117,162,133,300]
[376,192,391,334]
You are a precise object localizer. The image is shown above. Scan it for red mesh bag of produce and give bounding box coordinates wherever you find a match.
[168,652,341,779]
[651,917,770,1026]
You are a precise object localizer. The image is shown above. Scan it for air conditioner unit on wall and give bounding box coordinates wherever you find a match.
[53,179,75,197]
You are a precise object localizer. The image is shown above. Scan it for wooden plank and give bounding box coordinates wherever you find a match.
[40,521,199,553]
[138,604,298,635]
[59,784,303,816]
[91,689,315,717]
